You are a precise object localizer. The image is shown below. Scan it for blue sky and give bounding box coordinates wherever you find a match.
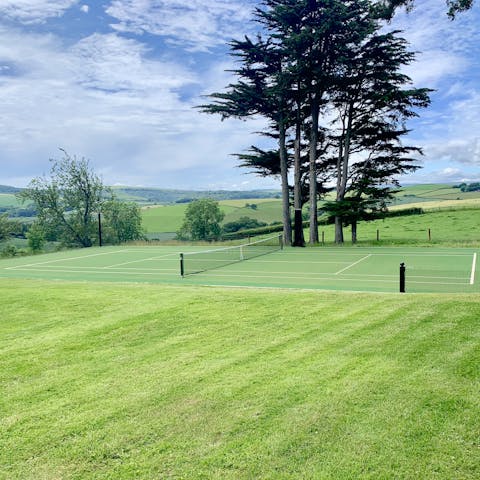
[0,0,479,190]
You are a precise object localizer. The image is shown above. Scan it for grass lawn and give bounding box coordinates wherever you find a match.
[1,279,479,479]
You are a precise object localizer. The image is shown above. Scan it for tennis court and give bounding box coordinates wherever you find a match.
[0,241,477,293]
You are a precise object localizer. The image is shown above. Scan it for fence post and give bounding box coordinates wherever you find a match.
[428,228,431,241]
[376,229,379,242]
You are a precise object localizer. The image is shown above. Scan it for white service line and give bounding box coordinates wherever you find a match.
[470,253,477,285]
[334,254,372,275]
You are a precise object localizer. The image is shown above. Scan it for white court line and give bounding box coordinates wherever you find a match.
[104,252,179,269]
[334,254,371,275]
[192,272,468,286]
[6,267,177,276]
[470,253,477,285]
[5,249,126,270]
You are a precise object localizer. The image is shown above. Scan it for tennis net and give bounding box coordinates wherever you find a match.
[180,234,283,276]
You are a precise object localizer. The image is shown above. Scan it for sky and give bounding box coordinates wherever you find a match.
[0,0,479,190]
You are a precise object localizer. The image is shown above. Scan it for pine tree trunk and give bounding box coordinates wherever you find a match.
[351,221,357,243]
[279,119,292,245]
[293,102,305,247]
[335,217,344,243]
[309,98,319,244]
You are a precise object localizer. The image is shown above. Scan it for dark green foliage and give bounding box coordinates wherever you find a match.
[373,0,474,19]
[0,213,20,241]
[222,216,268,233]
[459,182,480,192]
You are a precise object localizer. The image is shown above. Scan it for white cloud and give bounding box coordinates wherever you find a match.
[0,22,267,188]
[105,0,257,51]
[80,4,89,13]
[388,0,480,88]
[0,0,79,24]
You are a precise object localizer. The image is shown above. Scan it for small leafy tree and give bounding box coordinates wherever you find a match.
[101,200,145,244]
[19,151,108,247]
[26,222,46,252]
[177,199,225,241]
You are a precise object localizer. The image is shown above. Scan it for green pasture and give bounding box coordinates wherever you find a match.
[141,200,281,233]
[1,279,479,479]
[219,198,280,207]
[0,244,477,293]
[316,208,480,245]
[141,204,240,233]
[141,204,187,232]
[0,193,22,208]
[390,184,480,206]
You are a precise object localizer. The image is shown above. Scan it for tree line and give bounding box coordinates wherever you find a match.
[200,0,473,245]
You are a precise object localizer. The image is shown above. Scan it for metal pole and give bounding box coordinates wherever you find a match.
[180,253,184,277]
[98,212,102,247]
[400,262,406,293]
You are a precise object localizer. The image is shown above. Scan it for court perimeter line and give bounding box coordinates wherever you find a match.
[335,254,371,275]
[470,253,477,285]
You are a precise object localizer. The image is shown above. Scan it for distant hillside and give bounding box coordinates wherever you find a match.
[112,187,281,204]
[0,185,22,194]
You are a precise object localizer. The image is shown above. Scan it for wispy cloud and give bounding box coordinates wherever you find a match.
[106,0,257,52]
[388,0,480,183]
[0,0,79,24]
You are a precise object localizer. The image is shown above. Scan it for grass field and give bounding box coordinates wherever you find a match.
[0,193,22,208]
[1,279,479,479]
[317,208,480,245]
[139,185,480,236]
[0,243,477,293]
[141,203,240,233]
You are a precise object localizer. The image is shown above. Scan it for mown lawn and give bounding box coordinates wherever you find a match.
[1,279,479,479]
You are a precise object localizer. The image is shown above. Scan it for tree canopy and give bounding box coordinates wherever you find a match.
[201,0,432,245]
[177,199,225,241]
[19,151,144,247]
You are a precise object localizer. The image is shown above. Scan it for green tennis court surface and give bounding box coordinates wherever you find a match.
[0,245,477,293]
